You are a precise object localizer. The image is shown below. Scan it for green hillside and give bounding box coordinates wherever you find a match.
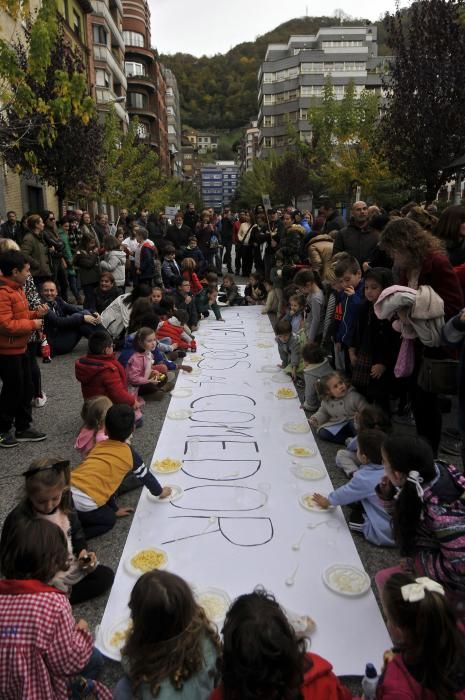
[160,15,388,131]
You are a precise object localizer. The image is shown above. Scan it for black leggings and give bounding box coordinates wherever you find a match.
[77,505,117,540]
[69,565,114,605]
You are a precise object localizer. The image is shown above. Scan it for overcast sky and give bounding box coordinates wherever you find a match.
[149,0,411,57]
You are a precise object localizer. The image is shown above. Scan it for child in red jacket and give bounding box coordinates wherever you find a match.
[75,330,142,421]
[156,309,196,352]
[210,589,352,700]
[181,257,202,295]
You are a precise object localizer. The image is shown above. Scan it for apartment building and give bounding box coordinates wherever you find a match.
[122,0,169,175]
[239,120,260,173]
[258,26,387,155]
[201,161,239,210]
[0,0,95,215]
[91,0,128,125]
[185,129,218,154]
[162,65,183,177]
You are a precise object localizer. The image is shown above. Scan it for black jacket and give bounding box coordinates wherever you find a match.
[332,223,379,266]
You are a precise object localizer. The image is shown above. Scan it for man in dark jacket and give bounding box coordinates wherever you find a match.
[220,207,234,273]
[332,201,379,267]
[320,200,346,236]
[42,280,103,355]
[0,211,19,242]
[184,203,199,232]
[166,213,192,258]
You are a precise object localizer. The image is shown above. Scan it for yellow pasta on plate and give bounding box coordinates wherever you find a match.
[125,548,168,576]
[152,458,182,473]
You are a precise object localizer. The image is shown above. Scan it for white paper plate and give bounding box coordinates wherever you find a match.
[272,373,292,384]
[188,355,202,362]
[101,617,132,661]
[170,387,192,398]
[283,421,310,434]
[322,564,371,597]
[291,465,325,481]
[261,364,277,373]
[287,444,317,458]
[299,493,332,512]
[257,341,273,348]
[189,367,202,376]
[196,587,231,623]
[152,458,183,474]
[124,548,168,577]
[147,484,184,503]
[275,388,297,400]
[167,409,192,420]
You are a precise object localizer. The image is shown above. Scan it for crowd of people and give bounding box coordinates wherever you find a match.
[1,199,465,698]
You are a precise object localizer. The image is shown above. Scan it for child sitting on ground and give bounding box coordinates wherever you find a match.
[95,271,120,314]
[2,458,114,604]
[173,276,199,330]
[210,589,351,700]
[375,573,465,699]
[75,395,112,457]
[275,318,302,381]
[309,371,368,444]
[126,326,175,401]
[245,272,266,305]
[195,284,224,321]
[336,404,392,477]
[156,309,196,352]
[261,278,280,314]
[113,570,221,700]
[376,435,465,598]
[219,273,243,305]
[314,429,394,546]
[75,330,142,420]
[181,257,202,295]
[71,404,171,539]
[301,344,332,413]
[0,518,111,699]
[285,293,305,334]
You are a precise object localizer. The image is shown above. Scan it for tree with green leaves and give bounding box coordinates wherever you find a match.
[0,0,95,167]
[97,110,162,212]
[235,156,277,208]
[379,0,465,201]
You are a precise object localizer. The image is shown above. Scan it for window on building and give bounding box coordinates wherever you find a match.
[321,40,364,48]
[127,92,147,109]
[123,31,144,47]
[166,106,174,116]
[125,61,146,77]
[184,153,192,160]
[263,115,274,127]
[263,94,274,105]
[168,125,176,134]
[93,24,108,45]
[166,87,174,97]
[263,73,273,83]
[137,122,149,139]
[72,10,81,39]
[263,137,273,148]
[95,69,111,88]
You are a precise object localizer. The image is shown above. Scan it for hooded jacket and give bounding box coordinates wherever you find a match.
[75,352,136,406]
[100,249,126,287]
[306,233,334,280]
[0,277,40,355]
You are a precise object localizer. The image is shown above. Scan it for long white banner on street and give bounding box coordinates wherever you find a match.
[96,306,390,675]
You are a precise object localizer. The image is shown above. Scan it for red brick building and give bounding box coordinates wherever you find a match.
[122,0,169,176]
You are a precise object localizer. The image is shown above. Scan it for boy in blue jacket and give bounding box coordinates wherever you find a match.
[313,429,394,546]
[333,255,365,373]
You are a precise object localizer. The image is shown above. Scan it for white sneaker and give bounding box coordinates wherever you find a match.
[33,393,47,408]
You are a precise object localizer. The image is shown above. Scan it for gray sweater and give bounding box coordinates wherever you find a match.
[303,359,332,411]
[276,333,301,368]
[311,386,368,429]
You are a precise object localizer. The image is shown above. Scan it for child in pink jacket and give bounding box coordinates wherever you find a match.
[126,327,172,401]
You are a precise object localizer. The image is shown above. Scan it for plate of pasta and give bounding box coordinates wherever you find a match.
[283,421,311,434]
[272,373,292,384]
[299,493,333,512]
[124,547,168,577]
[322,564,370,597]
[287,444,317,458]
[147,484,183,503]
[167,409,192,420]
[291,465,325,481]
[102,617,132,661]
[170,387,192,398]
[275,387,297,399]
[196,587,231,623]
[152,458,182,474]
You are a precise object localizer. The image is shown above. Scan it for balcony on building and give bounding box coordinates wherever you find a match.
[94,42,127,90]
[93,0,125,50]
[126,90,157,120]
[95,86,128,122]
